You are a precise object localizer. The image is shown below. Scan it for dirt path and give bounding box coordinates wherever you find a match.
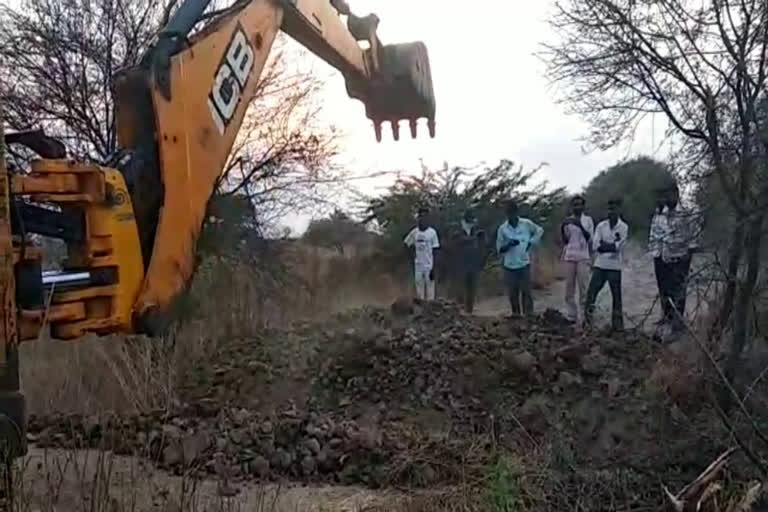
[16,447,405,512]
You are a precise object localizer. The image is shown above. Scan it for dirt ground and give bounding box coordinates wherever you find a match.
[17,447,403,512]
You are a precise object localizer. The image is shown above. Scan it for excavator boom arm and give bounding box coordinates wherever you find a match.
[111,0,435,333]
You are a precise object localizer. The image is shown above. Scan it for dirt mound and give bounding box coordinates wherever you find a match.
[26,300,750,506]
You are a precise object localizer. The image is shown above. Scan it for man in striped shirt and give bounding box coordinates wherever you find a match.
[659,184,700,334]
[648,197,668,324]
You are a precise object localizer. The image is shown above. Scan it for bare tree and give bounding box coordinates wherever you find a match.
[0,0,166,159]
[542,0,768,380]
[215,40,343,231]
[0,0,341,230]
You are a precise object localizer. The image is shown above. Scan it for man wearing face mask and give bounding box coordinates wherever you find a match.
[455,209,489,313]
[659,184,699,336]
[496,201,544,317]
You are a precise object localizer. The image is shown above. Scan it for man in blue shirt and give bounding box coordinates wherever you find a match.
[496,201,544,316]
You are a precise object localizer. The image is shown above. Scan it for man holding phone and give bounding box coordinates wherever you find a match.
[584,199,629,331]
[496,201,544,317]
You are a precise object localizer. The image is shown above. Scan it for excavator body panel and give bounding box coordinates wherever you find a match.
[132,0,283,329]
[0,122,25,460]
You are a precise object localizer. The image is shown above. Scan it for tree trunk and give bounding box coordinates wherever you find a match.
[709,220,745,338]
[724,214,765,387]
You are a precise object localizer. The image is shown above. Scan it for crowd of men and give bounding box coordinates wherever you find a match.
[403,183,699,334]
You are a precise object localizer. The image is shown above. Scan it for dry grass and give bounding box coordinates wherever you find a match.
[530,247,562,290]
[21,242,406,417]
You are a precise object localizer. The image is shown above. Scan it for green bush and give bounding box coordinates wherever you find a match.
[583,156,676,239]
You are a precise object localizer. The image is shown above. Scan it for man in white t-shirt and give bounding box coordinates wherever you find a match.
[404,207,440,300]
[584,199,629,331]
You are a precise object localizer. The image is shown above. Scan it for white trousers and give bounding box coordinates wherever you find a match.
[414,268,436,300]
[564,260,591,321]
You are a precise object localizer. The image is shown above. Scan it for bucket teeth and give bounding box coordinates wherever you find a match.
[391,120,400,141]
[371,118,434,142]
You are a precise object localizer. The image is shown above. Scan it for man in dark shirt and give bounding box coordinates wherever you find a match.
[455,209,488,313]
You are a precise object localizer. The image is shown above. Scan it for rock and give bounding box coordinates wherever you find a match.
[301,455,317,475]
[259,439,275,457]
[230,408,250,426]
[604,377,623,398]
[420,465,437,484]
[540,308,572,327]
[229,428,246,445]
[249,456,270,478]
[352,426,381,450]
[161,424,183,440]
[581,349,607,376]
[519,394,551,433]
[270,449,292,471]
[391,298,415,316]
[162,444,183,466]
[509,350,537,375]
[557,371,582,388]
[305,438,321,455]
[316,447,335,473]
[181,432,210,463]
[554,343,591,364]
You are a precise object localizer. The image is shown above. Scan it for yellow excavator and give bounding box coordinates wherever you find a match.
[0,0,435,458]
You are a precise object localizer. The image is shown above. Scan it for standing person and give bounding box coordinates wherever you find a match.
[560,195,595,324]
[455,209,488,313]
[404,207,440,301]
[496,201,544,317]
[584,199,629,331]
[648,196,669,324]
[660,184,698,335]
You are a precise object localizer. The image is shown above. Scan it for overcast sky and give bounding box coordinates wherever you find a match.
[2,0,673,232]
[306,0,673,212]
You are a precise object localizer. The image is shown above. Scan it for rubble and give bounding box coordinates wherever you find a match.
[25,300,757,502]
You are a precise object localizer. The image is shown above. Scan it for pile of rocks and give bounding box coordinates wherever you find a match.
[27,300,694,489]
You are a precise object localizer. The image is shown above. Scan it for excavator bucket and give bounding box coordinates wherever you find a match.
[346,41,436,142]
